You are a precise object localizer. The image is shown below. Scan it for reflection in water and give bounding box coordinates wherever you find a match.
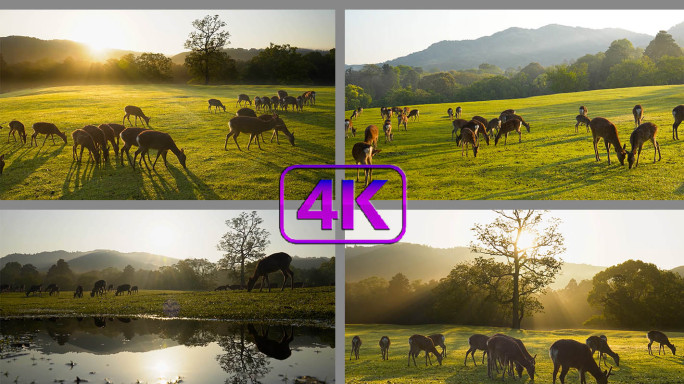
[0,318,334,384]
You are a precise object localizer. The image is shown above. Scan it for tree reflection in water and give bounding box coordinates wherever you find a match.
[216,324,269,384]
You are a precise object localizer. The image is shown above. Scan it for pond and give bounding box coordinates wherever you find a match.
[0,317,334,384]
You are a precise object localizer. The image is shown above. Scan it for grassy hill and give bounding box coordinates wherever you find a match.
[0,250,180,272]
[0,36,139,64]
[0,84,334,200]
[345,85,684,200]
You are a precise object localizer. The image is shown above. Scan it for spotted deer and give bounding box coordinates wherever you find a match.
[398,112,408,131]
[627,122,660,169]
[588,117,626,165]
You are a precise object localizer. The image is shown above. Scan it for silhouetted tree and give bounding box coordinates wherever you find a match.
[217,211,270,287]
[184,14,231,85]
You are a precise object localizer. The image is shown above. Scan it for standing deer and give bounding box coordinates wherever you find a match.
[98,124,119,158]
[282,96,299,112]
[380,336,391,360]
[254,96,263,111]
[345,119,356,138]
[6,120,27,144]
[576,115,591,133]
[465,334,490,366]
[350,109,359,120]
[364,124,379,149]
[407,109,419,121]
[236,94,252,107]
[73,285,83,298]
[447,108,454,120]
[115,284,131,296]
[672,104,684,140]
[31,122,67,146]
[352,142,381,186]
[356,107,363,116]
[0,154,4,175]
[123,105,151,127]
[71,129,101,165]
[487,335,535,381]
[271,96,281,111]
[247,252,294,292]
[579,105,588,117]
[647,330,676,355]
[208,99,226,113]
[487,118,501,137]
[461,128,479,157]
[383,119,393,143]
[398,112,408,131]
[493,334,537,378]
[627,122,660,169]
[632,104,644,127]
[351,336,362,360]
[455,106,462,118]
[119,127,149,167]
[428,334,447,358]
[588,117,626,165]
[500,109,516,121]
[261,96,272,112]
[452,119,469,141]
[586,335,619,367]
[26,284,42,297]
[225,115,283,151]
[277,90,288,99]
[296,96,305,112]
[134,130,187,170]
[104,123,127,146]
[408,334,443,367]
[82,125,108,162]
[550,339,612,384]
[131,285,139,294]
[495,118,523,147]
[90,280,106,297]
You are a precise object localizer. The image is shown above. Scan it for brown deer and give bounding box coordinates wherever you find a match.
[364,125,379,149]
[407,109,419,121]
[647,330,676,355]
[576,115,591,133]
[225,114,283,151]
[550,339,612,384]
[380,107,392,120]
[97,124,119,157]
[134,130,187,170]
[71,129,101,165]
[115,284,131,296]
[493,333,537,378]
[131,286,138,294]
[672,104,684,140]
[119,127,149,167]
[452,119,469,141]
[352,142,381,186]
[447,107,454,120]
[495,118,523,147]
[261,96,272,112]
[586,335,619,367]
[254,96,263,111]
[302,91,315,105]
[350,109,359,120]
[236,94,252,107]
[455,106,462,118]
[627,122,660,169]
[461,128,479,157]
[472,115,488,128]
[82,125,108,162]
[408,334,443,367]
[499,109,516,121]
[487,335,535,381]
[465,334,490,366]
[280,96,298,112]
[403,107,411,115]
[277,90,288,99]
[380,336,391,360]
[248,324,294,360]
[266,115,294,146]
[73,285,83,298]
[247,252,294,292]
[632,104,644,127]
[31,122,67,146]
[345,119,356,138]
[580,105,588,117]
[503,113,530,132]
[351,336,362,360]
[104,123,127,146]
[357,107,363,116]
[90,280,106,297]
[428,334,447,358]
[123,105,151,127]
[208,99,226,113]
[469,119,490,145]
[383,119,393,143]
[26,284,42,297]
[398,112,408,131]
[588,117,626,165]
[296,95,305,112]
[6,120,27,144]
[487,118,501,137]
[0,154,4,175]
[271,96,281,111]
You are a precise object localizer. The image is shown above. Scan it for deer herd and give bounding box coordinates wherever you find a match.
[350,330,678,383]
[20,280,140,298]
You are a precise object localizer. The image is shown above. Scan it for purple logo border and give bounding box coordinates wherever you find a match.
[279,164,407,244]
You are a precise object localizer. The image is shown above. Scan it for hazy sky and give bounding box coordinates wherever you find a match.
[0,10,335,55]
[346,10,684,64]
[0,210,334,262]
[349,210,683,270]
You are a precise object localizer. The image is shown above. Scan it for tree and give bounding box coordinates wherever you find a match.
[600,39,641,85]
[644,30,683,62]
[217,211,270,287]
[471,210,565,329]
[0,262,22,286]
[388,273,411,297]
[184,14,231,85]
[345,84,372,110]
[136,53,172,81]
[46,259,75,288]
[605,57,656,88]
[246,43,310,84]
[121,264,136,284]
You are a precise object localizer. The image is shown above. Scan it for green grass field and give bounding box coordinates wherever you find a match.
[345,85,684,200]
[0,287,334,324]
[0,84,334,200]
[346,324,684,383]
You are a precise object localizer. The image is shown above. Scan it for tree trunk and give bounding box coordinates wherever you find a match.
[204,57,209,85]
[512,256,521,329]
[240,251,245,288]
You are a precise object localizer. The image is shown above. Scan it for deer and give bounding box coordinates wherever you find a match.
[408,334,443,367]
[302,91,315,105]
[247,252,294,292]
[71,129,101,165]
[502,113,530,132]
[296,95,305,112]
[0,154,4,175]
[648,330,676,355]
[672,104,684,140]
[48,285,60,296]
[487,118,502,137]
[131,286,138,294]
[248,324,294,360]
[97,124,119,158]
[26,284,42,297]
[73,285,83,298]
[576,115,592,133]
[487,335,535,381]
[461,128,479,157]
[428,334,447,358]
[383,119,393,143]
[398,112,408,131]
[403,107,411,115]
[236,94,252,107]
[452,119,469,141]
[31,122,67,146]
[350,109,359,120]
[351,336,362,360]
[107,284,114,292]
[379,336,391,360]
[119,127,149,167]
[579,105,588,117]
[586,336,619,367]
[208,99,226,113]
[262,96,273,111]
[550,339,612,384]
[455,106,462,118]
[627,122,660,169]
[357,107,363,116]
[6,120,27,144]
[499,109,516,121]
[82,125,109,162]
[352,142,381,186]
[254,96,263,111]
[277,90,288,99]
[267,116,295,146]
[632,104,644,127]
[469,119,490,145]
[225,114,284,151]
[282,96,299,112]
[103,123,127,146]
[447,108,454,120]
[588,117,627,166]
[134,130,187,170]
[90,280,106,297]
[345,119,356,138]
[493,333,537,378]
[495,118,523,147]
[270,96,281,111]
[407,109,420,121]
[364,124,379,149]
[115,284,131,296]
[123,105,151,127]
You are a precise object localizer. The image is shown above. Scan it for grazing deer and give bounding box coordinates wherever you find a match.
[97,124,119,158]
[119,127,149,167]
[236,94,252,107]
[134,130,187,170]
[225,114,283,151]
[461,128,479,157]
[277,90,288,99]
[627,122,660,169]
[407,109,419,121]
[580,105,588,117]
[468,119,490,145]
[672,104,684,140]
[447,108,454,120]
[352,142,381,186]
[31,122,67,146]
[428,334,447,358]
[495,118,523,147]
[282,96,299,112]
[576,115,591,133]
[350,109,359,120]
[71,129,101,165]
[131,286,138,294]
[364,124,379,149]
[104,123,127,146]
[270,96,281,111]
[48,285,60,296]
[90,280,106,297]
[588,117,627,165]
[115,284,131,296]
[123,105,151,127]
[472,115,488,128]
[487,118,502,137]
[403,107,411,115]
[398,112,408,131]
[345,119,356,138]
[73,285,83,298]
[452,119,469,141]
[0,154,4,175]
[26,284,42,297]
[493,334,537,378]
[383,119,393,143]
[296,96,305,112]
[6,120,27,144]
[248,324,294,360]
[455,106,462,118]
[254,96,263,111]
[261,96,272,111]
[381,107,392,120]
[632,104,644,127]
[647,330,676,356]
[208,99,226,113]
[264,115,295,146]
[487,335,535,381]
[351,336,362,360]
[82,125,109,162]
[550,339,612,384]
[380,336,391,360]
[247,252,294,292]
[408,334,443,367]
[499,109,516,121]
[586,336,619,367]
[466,334,489,369]
[214,285,228,291]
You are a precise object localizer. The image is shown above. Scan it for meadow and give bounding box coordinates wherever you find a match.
[0,287,334,324]
[345,324,684,383]
[345,85,684,200]
[0,84,334,200]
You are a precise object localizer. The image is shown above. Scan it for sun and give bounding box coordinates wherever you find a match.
[516,229,537,251]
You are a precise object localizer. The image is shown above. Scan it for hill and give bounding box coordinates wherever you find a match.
[0,250,180,273]
[671,265,684,277]
[362,24,654,71]
[291,256,331,270]
[668,21,684,46]
[0,36,140,64]
[345,243,606,290]
[170,47,330,64]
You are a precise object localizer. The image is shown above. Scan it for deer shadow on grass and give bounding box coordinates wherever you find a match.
[141,164,221,200]
[0,143,65,197]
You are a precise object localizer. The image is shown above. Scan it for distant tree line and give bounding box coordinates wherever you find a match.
[345,31,683,110]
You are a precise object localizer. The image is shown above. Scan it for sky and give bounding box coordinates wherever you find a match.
[0,10,335,56]
[346,10,684,64]
[349,210,683,270]
[0,210,334,262]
